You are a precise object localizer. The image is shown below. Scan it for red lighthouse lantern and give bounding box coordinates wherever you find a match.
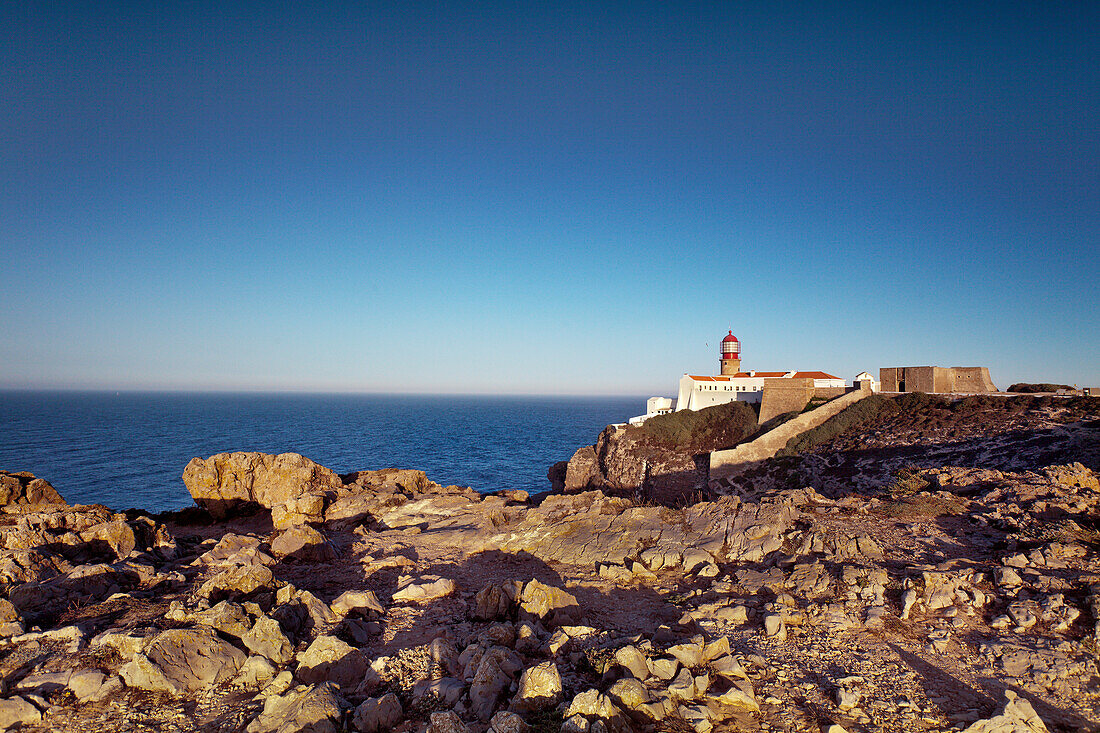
[720,330,741,376]
[720,331,740,360]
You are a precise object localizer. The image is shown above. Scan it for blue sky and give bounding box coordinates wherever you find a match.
[3,1,1098,395]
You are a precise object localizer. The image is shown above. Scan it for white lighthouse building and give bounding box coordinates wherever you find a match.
[630,329,847,424]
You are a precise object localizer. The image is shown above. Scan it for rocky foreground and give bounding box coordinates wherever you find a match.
[0,395,1098,733]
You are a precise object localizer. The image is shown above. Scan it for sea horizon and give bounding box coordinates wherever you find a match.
[0,391,647,513]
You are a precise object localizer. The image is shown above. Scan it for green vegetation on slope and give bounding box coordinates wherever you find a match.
[776,392,1100,458]
[633,400,758,452]
[775,393,942,456]
[1008,382,1074,393]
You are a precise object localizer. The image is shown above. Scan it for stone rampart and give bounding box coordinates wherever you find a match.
[758,378,815,424]
[710,383,873,482]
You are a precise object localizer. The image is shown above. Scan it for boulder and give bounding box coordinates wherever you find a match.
[198,533,275,567]
[91,630,146,661]
[490,711,530,733]
[234,656,278,689]
[331,589,385,618]
[352,692,403,733]
[392,575,456,603]
[412,678,465,707]
[15,669,107,702]
[0,696,42,728]
[470,654,512,721]
[183,452,342,519]
[0,471,66,506]
[246,681,345,733]
[296,635,369,687]
[426,710,469,733]
[188,600,253,639]
[79,519,137,559]
[343,468,433,494]
[614,646,651,680]
[120,628,246,695]
[270,526,337,561]
[519,580,581,626]
[472,581,521,621]
[511,661,562,713]
[243,616,294,664]
[198,564,275,600]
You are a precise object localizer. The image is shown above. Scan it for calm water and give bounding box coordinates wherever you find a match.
[0,392,643,512]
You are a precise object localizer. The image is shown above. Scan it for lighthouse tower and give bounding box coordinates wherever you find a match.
[720,330,741,376]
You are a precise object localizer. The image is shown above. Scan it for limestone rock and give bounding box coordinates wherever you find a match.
[519,579,581,626]
[470,654,511,721]
[412,678,465,708]
[199,533,275,567]
[14,669,107,702]
[233,656,277,689]
[79,519,137,559]
[473,581,520,621]
[270,525,336,561]
[183,452,342,519]
[246,681,345,733]
[511,661,562,713]
[614,645,651,680]
[564,446,600,492]
[392,575,456,603]
[188,600,253,639]
[91,630,146,661]
[606,677,652,716]
[426,711,469,733]
[0,471,66,506]
[489,711,530,733]
[0,696,42,728]
[296,635,369,687]
[565,688,620,719]
[962,691,1048,733]
[198,564,275,600]
[243,616,294,664]
[120,628,246,695]
[331,589,385,618]
[271,494,326,529]
[352,692,403,733]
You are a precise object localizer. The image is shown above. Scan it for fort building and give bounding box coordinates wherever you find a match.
[880,366,997,394]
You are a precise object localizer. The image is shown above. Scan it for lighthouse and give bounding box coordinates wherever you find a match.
[720,330,741,376]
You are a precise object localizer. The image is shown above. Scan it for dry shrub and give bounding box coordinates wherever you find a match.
[874,492,969,520]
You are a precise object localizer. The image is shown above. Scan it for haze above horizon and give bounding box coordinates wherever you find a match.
[3,2,1098,395]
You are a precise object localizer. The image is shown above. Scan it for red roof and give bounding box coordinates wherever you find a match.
[722,330,739,343]
[688,371,841,381]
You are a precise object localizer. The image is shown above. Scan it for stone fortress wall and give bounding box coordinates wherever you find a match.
[880,366,996,394]
[758,378,816,424]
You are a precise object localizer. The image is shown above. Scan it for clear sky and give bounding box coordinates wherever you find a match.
[3,1,1098,395]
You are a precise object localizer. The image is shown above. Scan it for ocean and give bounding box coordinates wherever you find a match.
[0,391,644,513]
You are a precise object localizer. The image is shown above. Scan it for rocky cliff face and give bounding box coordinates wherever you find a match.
[560,401,758,503]
[0,470,66,507]
[182,452,344,519]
